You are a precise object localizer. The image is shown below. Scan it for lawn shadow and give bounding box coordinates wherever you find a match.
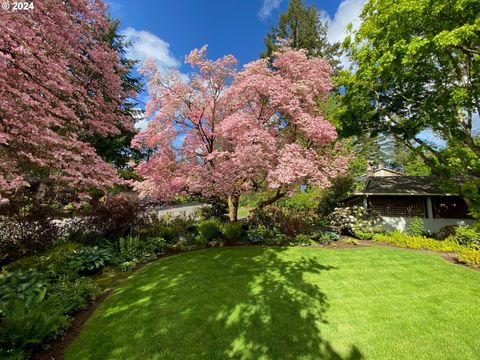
[69,247,363,359]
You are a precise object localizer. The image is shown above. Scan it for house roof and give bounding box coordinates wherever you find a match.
[347,176,458,198]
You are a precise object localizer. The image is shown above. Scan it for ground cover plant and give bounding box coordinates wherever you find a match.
[66,247,480,360]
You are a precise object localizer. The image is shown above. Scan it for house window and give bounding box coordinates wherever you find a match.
[432,196,470,219]
[368,196,427,217]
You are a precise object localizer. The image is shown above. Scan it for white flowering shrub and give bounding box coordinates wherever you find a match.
[328,206,382,235]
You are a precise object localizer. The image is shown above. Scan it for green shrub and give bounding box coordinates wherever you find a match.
[51,277,97,314]
[135,213,197,244]
[0,269,49,307]
[457,248,480,267]
[354,230,375,240]
[196,219,223,245]
[6,242,80,276]
[344,238,359,246]
[67,246,112,275]
[221,222,243,243]
[311,230,340,244]
[118,260,138,272]
[373,232,462,252]
[0,270,68,356]
[408,217,425,236]
[451,225,480,249]
[328,206,381,235]
[247,225,267,244]
[248,205,318,237]
[292,234,314,245]
[0,295,68,356]
[141,236,167,255]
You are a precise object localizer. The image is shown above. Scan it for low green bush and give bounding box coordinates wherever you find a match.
[408,217,425,236]
[373,232,462,252]
[0,270,68,357]
[51,277,98,314]
[221,222,243,243]
[457,248,480,267]
[196,219,223,245]
[311,230,340,244]
[6,242,80,275]
[451,225,480,249]
[67,246,112,276]
[354,230,375,240]
[292,234,315,245]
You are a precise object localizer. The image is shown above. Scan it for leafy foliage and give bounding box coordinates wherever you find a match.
[67,246,112,275]
[51,277,98,314]
[457,249,480,268]
[339,0,480,214]
[261,0,341,69]
[408,217,425,236]
[196,219,223,245]
[373,232,462,252]
[328,206,381,235]
[221,222,243,243]
[450,225,480,250]
[90,193,141,239]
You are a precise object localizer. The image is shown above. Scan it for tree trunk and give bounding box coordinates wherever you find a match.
[257,189,286,209]
[227,193,239,222]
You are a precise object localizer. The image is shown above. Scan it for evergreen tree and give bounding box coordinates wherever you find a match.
[261,0,340,69]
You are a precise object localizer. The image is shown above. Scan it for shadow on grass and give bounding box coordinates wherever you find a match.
[69,247,362,359]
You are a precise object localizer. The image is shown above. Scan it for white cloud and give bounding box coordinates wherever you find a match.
[320,0,366,68]
[121,27,180,72]
[258,0,282,19]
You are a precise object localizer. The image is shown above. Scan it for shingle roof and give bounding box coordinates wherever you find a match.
[362,176,450,195]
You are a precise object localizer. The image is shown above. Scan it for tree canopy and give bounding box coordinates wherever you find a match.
[338,0,480,213]
[133,46,347,220]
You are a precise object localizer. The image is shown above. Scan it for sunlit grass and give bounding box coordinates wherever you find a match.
[66,247,480,360]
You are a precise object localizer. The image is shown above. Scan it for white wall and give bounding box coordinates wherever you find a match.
[381,216,476,233]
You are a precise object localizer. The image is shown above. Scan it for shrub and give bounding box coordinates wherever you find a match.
[248,205,318,237]
[0,295,69,357]
[292,233,314,245]
[0,188,65,263]
[0,270,68,356]
[408,217,425,236]
[457,249,480,267]
[67,246,112,275]
[118,260,138,272]
[373,232,462,252]
[353,230,375,240]
[436,225,457,240]
[135,213,197,244]
[221,222,243,243]
[90,193,141,239]
[344,238,359,246]
[451,225,480,249]
[311,230,340,244]
[247,225,267,244]
[0,269,49,306]
[328,206,381,235]
[51,277,98,314]
[196,219,223,245]
[6,242,79,276]
[278,187,322,212]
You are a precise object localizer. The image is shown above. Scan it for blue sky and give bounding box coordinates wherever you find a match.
[108,0,366,80]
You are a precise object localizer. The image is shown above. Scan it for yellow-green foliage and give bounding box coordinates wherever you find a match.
[373,232,462,252]
[457,249,480,267]
[6,242,80,272]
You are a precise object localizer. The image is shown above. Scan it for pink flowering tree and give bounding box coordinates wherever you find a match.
[0,0,133,203]
[134,46,347,221]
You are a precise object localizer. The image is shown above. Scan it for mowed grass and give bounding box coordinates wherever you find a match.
[66,247,480,360]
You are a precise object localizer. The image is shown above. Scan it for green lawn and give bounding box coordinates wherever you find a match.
[66,247,480,360]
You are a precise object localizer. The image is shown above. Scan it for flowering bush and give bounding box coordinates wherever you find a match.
[328,206,381,235]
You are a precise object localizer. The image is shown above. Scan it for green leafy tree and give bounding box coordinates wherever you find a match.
[261,0,341,68]
[339,0,480,214]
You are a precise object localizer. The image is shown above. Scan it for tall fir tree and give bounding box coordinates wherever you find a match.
[261,0,340,69]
